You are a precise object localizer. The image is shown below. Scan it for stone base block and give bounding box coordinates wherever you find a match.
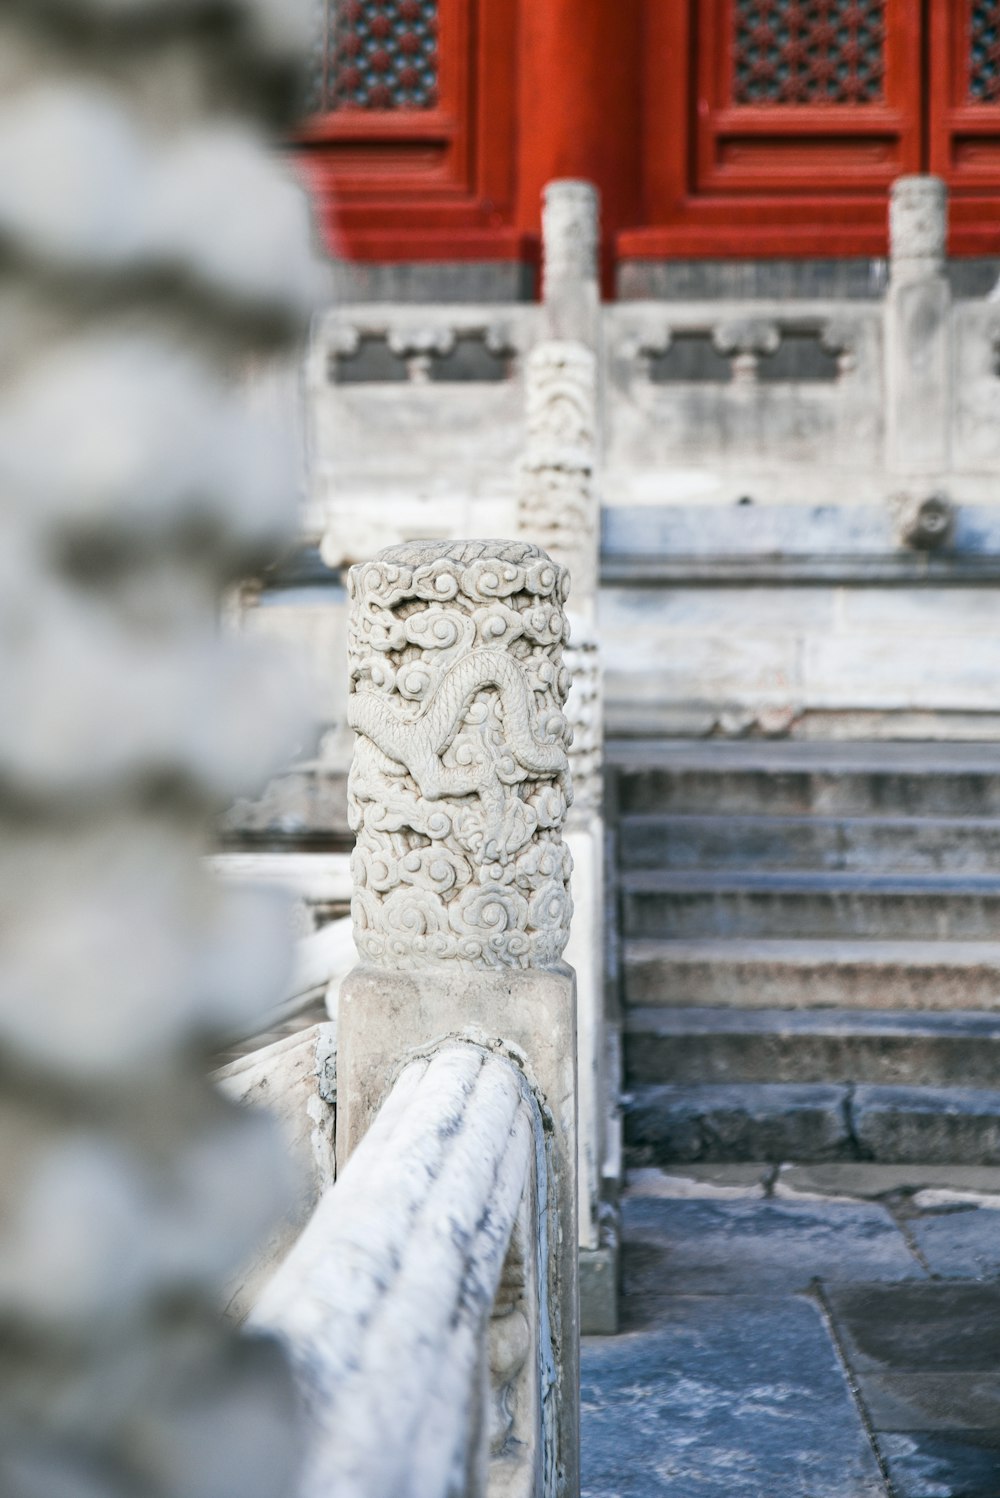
[580,1220,620,1336]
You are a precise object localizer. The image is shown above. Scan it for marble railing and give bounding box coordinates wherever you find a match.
[254,1042,559,1498]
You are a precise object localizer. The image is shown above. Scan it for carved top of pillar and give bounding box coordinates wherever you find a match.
[347,540,575,972]
[542,180,600,343]
[889,176,947,278]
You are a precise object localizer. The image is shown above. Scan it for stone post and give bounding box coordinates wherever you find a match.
[521,186,615,1332]
[542,180,602,349]
[885,175,951,484]
[337,539,580,1497]
[0,6,321,1495]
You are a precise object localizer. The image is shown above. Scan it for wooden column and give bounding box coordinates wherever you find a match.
[515,0,641,291]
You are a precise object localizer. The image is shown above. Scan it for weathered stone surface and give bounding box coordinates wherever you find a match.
[625,1082,852,1164]
[777,1162,1000,1202]
[625,1163,771,1199]
[825,1282,1000,1375]
[853,1086,1000,1165]
[609,739,1000,819]
[624,938,1000,1011]
[909,1207,1000,1280]
[620,1197,921,1297]
[579,1234,618,1337]
[857,1374,1000,1433]
[581,1296,885,1498]
[625,1007,1000,1087]
[621,870,1000,942]
[619,810,1000,876]
[881,1431,1000,1498]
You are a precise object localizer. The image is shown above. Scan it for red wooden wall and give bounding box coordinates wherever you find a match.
[295,0,1000,269]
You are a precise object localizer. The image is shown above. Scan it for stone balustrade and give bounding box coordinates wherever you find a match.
[254,1043,554,1498]
[277,537,581,1496]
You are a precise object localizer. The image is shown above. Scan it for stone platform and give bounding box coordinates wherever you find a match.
[582,1164,1000,1498]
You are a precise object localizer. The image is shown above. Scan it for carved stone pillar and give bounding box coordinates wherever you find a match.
[518,340,599,615]
[0,5,321,1494]
[517,324,614,1328]
[346,540,574,973]
[886,175,951,482]
[336,539,580,1495]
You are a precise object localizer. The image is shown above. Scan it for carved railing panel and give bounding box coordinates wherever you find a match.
[346,540,574,972]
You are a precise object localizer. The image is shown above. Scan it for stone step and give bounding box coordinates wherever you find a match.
[621,870,1000,941]
[623,1007,1000,1087]
[623,938,1000,1010]
[609,739,1000,819]
[617,812,1000,875]
[624,1082,1000,1165]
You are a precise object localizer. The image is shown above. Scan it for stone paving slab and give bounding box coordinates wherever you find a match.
[775,1162,1000,1201]
[580,1294,885,1498]
[586,1186,1000,1497]
[908,1207,1000,1280]
[880,1432,1000,1498]
[823,1283,1000,1373]
[856,1373,1000,1433]
[622,1196,923,1302]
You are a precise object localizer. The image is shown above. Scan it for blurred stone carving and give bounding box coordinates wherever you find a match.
[563,631,602,820]
[347,539,574,971]
[889,175,947,282]
[892,490,956,551]
[0,5,322,1495]
[518,339,599,606]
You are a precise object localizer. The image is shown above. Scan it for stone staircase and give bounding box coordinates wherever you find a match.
[610,740,1000,1165]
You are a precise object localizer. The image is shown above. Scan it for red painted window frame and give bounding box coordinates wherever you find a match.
[929,0,1000,253]
[294,0,527,261]
[621,0,924,260]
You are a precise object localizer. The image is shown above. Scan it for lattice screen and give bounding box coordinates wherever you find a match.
[969,0,1000,102]
[307,0,439,113]
[732,0,885,105]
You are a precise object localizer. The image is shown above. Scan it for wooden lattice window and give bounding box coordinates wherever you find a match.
[307,0,440,113]
[732,0,886,106]
[968,0,1000,102]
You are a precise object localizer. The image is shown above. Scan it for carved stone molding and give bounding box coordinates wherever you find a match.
[563,627,602,822]
[889,176,947,281]
[518,339,599,606]
[347,540,574,971]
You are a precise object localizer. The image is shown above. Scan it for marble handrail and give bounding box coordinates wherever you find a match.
[253,1043,553,1498]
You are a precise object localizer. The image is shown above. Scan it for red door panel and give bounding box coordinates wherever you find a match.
[296,0,524,260]
[624,0,925,259]
[929,0,1000,251]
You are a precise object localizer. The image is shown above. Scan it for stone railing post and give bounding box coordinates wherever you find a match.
[543,180,602,349]
[337,539,580,1497]
[520,181,615,1333]
[0,3,322,1494]
[885,176,951,488]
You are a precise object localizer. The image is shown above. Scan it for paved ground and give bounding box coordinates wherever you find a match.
[581,1164,1000,1497]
